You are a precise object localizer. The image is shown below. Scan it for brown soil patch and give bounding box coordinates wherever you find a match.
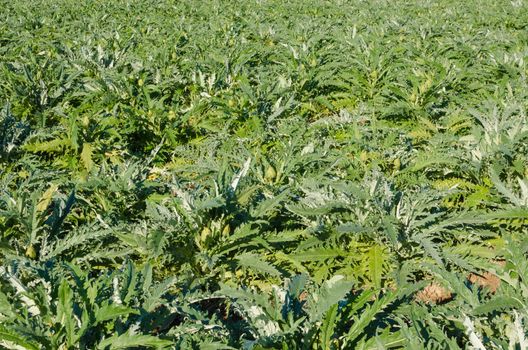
[416,260,506,304]
[467,271,501,293]
[467,260,505,293]
[415,282,452,304]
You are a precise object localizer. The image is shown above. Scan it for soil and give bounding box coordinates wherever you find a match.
[415,282,452,304]
[416,260,505,304]
[467,260,505,294]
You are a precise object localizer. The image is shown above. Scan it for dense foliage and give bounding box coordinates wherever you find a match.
[1,0,528,348]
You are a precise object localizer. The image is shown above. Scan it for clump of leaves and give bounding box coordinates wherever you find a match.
[1,0,528,348]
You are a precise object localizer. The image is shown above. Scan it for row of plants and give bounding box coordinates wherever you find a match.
[1,0,527,348]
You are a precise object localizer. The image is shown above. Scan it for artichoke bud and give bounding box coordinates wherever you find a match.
[82,115,90,127]
[393,158,401,170]
[222,224,231,237]
[264,165,277,181]
[200,227,212,242]
[25,244,37,259]
[359,151,368,162]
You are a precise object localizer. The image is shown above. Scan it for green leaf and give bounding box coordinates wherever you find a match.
[80,142,94,172]
[320,304,339,350]
[98,332,172,349]
[289,248,345,262]
[473,296,523,315]
[147,229,166,257]
[123,261,138,304]
[95,304,139,323]
[23,137,70,153]
[36,184,58,214]
[236,253,281,277]
[250,190,290,218]
[0,326,40,350]
[408,154,458,172]
[361,328,407,350]
[488,208,528,220]
[199,342,236,350]
[308,275,353,321]
[143,276,177,313]
[368,246,385,289]
[0,290,16,319]
[345,292,396,345]
[57,279,76,346]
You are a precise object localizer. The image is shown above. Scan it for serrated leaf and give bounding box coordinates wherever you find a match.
[143,276,177,313]
[0,327,39,350]
[345,292,396,345]
[0,291,15,319]
[250,190,289,218]
[147,229,166,257]
[23,137,70,153]
[408,154,458,172]
[95,304,139,323]
[308,275,353,321]
[368,245,385,289]
[361,328,408,350]
[236,253,280,277]
[473,296,523,315]
[57,279,76,346]
[199,342,236,350]
[36,184,58,214]
[81,142,94,172]
[97,332,172,349]
[289,248,345,262]
[320,304,339,350]
[286,274,308,298]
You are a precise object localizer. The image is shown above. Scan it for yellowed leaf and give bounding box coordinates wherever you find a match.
[36,184,58,214]
[80,143,94,172]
